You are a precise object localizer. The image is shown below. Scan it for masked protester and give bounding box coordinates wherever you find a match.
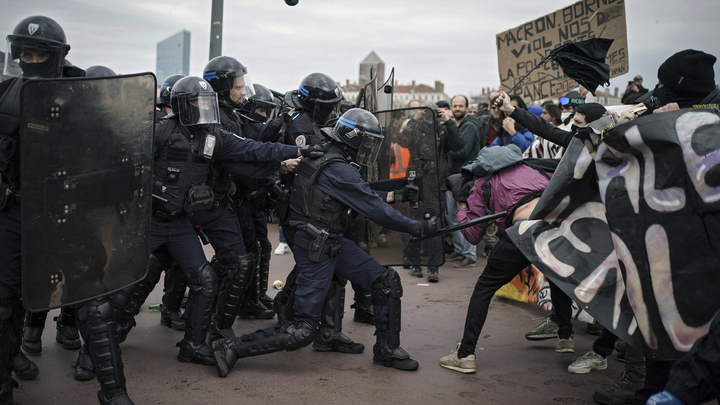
[651,49,720,111]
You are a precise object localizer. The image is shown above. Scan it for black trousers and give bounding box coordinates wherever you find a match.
[458,235,574,359]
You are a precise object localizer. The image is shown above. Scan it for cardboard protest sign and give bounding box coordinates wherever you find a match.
[496,0,628,100]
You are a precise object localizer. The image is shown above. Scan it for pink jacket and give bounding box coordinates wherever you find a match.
[457,163,550,245]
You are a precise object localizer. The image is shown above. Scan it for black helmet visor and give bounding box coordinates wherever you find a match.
[355,130,384,167]
[5,37,65,78]
[176,92,220,127]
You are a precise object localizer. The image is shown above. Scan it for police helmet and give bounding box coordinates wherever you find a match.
[238,83,276,123]
[324,108,384,166]
[170,76,220,128]
[202,56,253,108]
[157,74,186,108]
[85,65,116,77]
[297,72,344,127]
[5,16,70,78]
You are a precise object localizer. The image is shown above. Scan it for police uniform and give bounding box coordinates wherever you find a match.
[0,16,135,405]
[149,110,302,364]
[213,141,428,376]
[273,109,372,351]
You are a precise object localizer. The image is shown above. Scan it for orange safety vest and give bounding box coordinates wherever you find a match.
[389,143,410,179]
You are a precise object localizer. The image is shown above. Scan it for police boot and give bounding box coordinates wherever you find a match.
[113,254,167,343]
[371,267,418,371]
[209,254,253,342]
[272,267,298,329]
[12,351,38,380]
[312,277,364,354]
[258,239,275,310]
[22,311,47,354]
[74,345,95,381]
[98,391,135,405]
[236,267,274,319]
[160,263,186,331]
[0,373,16,405]
[177,263,217,366]
[55,306,81,350]
[237,243,275,320]
[0,288,21,404]
[351,283,375,325]
[78,296,134,405]
[213,321,317,378]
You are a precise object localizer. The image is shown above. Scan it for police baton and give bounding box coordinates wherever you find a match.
[409,211,507,243]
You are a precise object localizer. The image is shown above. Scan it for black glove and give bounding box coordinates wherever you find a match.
[62,65,86,78]
[300,145,324,159]
[393,184,420,204]
[420,216,440,236]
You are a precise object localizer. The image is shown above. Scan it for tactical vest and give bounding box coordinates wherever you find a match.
[219,107,243,137]
[0,78,24,186]
[206,107,243,204]
[289,153,358,233]
[152,116,224,218]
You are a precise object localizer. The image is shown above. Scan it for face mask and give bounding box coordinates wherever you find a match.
[19,58,58,78]
[653,86,702,109]
[561,111,572,122]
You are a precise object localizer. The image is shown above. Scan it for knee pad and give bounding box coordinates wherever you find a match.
[190,262,218,298]
[371,267,403,299]
[282,322,317,351]
[81,297,115,324]
[147,252,171,281]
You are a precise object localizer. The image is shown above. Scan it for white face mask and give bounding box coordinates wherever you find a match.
[561,111,572,122]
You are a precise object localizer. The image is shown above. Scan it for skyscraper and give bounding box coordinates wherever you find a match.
[156,30,191,81]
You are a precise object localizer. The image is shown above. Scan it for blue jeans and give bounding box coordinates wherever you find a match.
[445,191,476,261]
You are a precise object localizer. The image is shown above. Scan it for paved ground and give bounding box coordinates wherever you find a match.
[16,224,628,405]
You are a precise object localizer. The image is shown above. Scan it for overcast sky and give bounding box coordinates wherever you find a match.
[3,0,720,100]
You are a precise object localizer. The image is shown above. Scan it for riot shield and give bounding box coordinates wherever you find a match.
[375,68,394,114]
[366,106,443,267]
[19,73,155,311]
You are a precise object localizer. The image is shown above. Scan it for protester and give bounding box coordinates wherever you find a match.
[488,94,533,152]
[445,95,483,268]
[439,145,574,374]
[621,75,649,104]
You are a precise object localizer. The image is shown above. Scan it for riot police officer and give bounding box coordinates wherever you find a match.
[112,60,282,344]
[0,16,135,405]
[274,73,377,352]
[156,73,186,118]
[235,83,285,317]
[147,76,322,366]
[200,58,275,320]
[213,108,438,377]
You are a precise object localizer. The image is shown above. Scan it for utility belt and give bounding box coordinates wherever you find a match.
[0,182,19,212]
[152,209,182,221]
[294,223,343,262]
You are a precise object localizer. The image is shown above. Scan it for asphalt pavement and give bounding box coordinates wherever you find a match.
[16,224,626,405]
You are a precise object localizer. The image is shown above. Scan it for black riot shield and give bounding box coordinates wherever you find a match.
[366,106,443,267]
[19,73,155,311]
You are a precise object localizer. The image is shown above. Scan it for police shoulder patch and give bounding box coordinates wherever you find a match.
[295,135,306,146]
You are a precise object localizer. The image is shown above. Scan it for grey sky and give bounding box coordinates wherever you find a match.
[3,0,720,99]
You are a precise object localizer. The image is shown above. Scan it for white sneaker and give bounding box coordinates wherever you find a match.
[567,350,607,374]
[439,343,476,374]
[274,242,289,255]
